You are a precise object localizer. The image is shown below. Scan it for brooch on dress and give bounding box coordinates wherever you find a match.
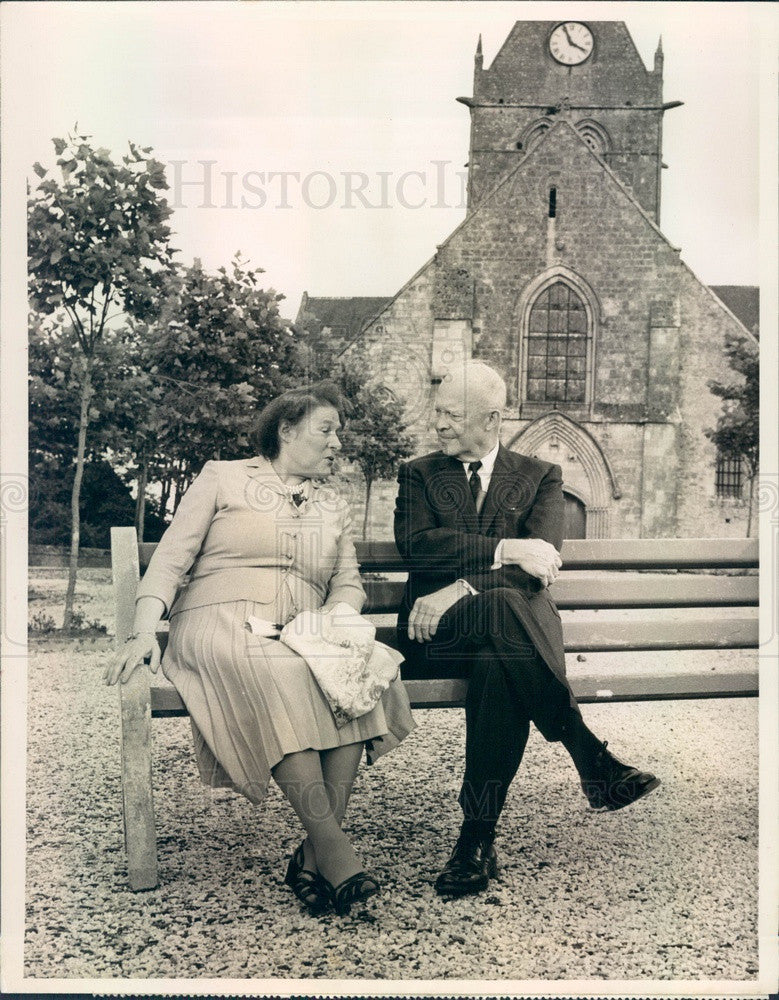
[287,484,307,509]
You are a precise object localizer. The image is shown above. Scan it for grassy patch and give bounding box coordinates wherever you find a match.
[28,568,114,635]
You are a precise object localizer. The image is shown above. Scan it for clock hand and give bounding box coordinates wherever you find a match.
[562,24,587,52]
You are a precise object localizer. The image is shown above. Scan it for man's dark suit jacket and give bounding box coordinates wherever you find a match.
[393,445,567,686]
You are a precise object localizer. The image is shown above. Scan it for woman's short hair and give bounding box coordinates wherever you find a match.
[254,382,345,460]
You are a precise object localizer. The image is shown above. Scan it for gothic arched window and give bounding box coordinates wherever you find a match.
[575,119,611,158]
[516,119,551,152]
[525,281,589,404]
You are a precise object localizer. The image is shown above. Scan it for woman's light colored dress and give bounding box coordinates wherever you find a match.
[136,456,415,804]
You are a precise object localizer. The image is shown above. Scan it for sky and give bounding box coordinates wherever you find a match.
[1,0,771,318]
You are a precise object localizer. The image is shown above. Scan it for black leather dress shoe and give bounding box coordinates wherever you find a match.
[581,740,660,811]
[435,833,499,897]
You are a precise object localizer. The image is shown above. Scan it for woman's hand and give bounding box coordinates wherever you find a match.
[104,632,161,686]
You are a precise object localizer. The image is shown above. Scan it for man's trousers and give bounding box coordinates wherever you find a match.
[399,587,583,827]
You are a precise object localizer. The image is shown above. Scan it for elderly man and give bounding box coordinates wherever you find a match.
[394,361,659,897]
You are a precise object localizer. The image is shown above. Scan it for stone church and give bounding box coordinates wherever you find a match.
[298,21,758,540]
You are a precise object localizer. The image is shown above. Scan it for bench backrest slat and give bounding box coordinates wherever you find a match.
[139,537,759,573]
[363,573,758,613]
[373,614,759,652]
[356,538,758,572]
[555,537,757,570]
[151,607,758,658]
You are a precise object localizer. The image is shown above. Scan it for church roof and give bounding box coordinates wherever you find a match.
[296,294,393,348]
[709,286,760,337]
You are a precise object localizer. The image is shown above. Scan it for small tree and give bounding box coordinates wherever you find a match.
[29,311,172,548]
[337,362,416,539]
[28,131,176,625]
[139,256,302,508]
[706,334,759,536]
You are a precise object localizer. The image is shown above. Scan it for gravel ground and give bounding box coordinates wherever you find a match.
[23,569,760,982]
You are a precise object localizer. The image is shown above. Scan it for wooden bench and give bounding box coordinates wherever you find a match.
[111,527,759,889]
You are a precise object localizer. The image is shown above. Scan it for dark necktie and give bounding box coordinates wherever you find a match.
[468,461,482,508]
[290,488,306,508]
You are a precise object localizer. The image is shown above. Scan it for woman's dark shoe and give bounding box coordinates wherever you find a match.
[325,870,380,916]
[284,842,331,914]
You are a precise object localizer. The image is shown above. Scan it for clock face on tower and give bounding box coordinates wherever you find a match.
[549,22,594,66]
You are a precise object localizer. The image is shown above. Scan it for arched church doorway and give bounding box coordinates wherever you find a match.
[508,412,621,539]
[563,491,587,539]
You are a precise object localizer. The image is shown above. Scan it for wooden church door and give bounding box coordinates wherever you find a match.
[563,491,587,539]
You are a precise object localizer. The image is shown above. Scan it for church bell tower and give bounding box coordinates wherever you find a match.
[458,21,680,222]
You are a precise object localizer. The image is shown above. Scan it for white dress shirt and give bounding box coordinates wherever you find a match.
[455,440,504,595]
[460,439,500,498]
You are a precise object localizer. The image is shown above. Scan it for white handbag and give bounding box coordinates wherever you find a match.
[278,602,403,727]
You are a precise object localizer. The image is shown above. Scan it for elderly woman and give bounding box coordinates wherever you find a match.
[106,383,415,915]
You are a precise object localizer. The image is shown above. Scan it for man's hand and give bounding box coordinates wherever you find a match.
[408,581,469,643]
[500,538,562,588]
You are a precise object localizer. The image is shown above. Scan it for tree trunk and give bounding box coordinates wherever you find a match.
[173,467,184,514]
[362,477,373,540]
[135,453,148,542]
[160,474,171,522]
[63,358,93,629]
[746,471,756,537]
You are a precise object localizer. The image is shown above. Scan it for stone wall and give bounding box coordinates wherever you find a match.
[672,269,755,537]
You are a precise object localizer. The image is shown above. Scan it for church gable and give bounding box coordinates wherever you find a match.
[350,115,750,435]
[428,118,750,431]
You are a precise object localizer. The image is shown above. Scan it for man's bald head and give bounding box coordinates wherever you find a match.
[443,361,507,412]
[433,360,507,462]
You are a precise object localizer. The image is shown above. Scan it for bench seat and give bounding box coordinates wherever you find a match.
[112,528,759,889]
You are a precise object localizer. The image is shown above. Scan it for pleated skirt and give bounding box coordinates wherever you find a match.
[162,599,416,805]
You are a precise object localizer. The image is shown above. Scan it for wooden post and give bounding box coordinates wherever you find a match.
[111,527,158,890]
